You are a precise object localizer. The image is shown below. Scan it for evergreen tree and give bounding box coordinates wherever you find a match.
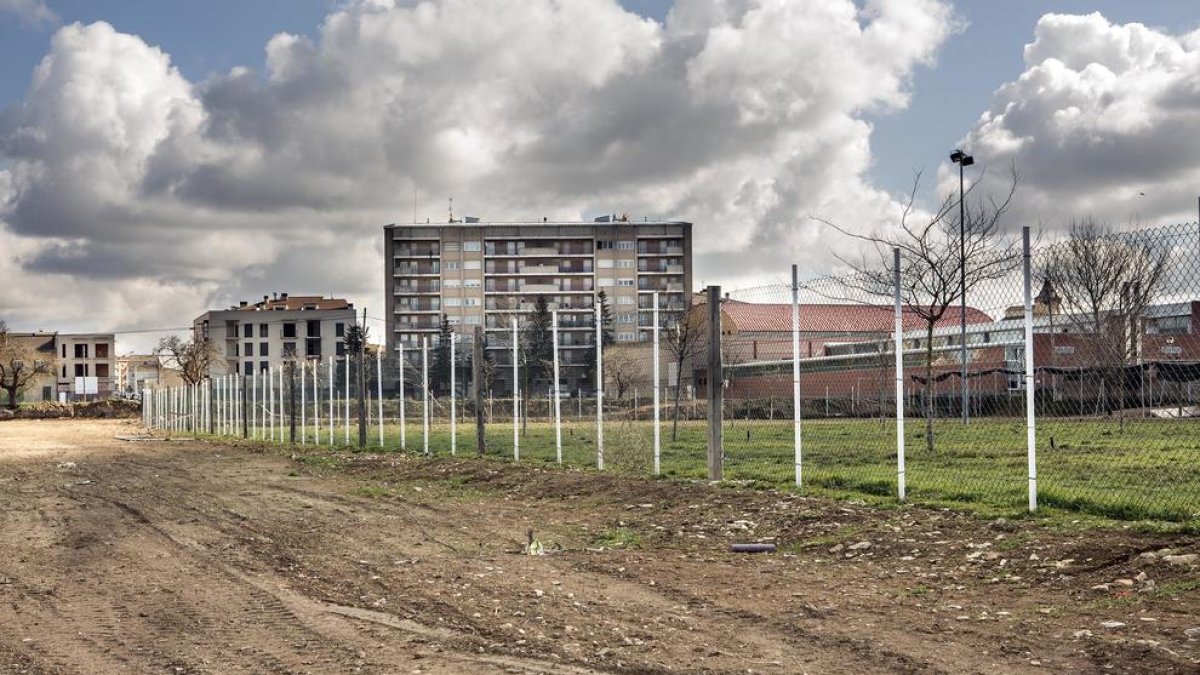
[522,295,554,392]
[597,290,616,347]
[430,314,453,394]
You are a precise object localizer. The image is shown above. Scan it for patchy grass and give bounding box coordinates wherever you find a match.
[592,527,642,550]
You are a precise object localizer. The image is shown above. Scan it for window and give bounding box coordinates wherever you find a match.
[243,323,253,338]
[96,364,109,378]
[74,363,88,376]
[463,298,480,307]
[61,365,67,378]
[618,313,636,323]
[95,343,109,358]
[335,322,345,337]
[616,241,635,250]
[444,241,461,252]
[447,316,462,325]
[464,315,482,325]
[283,342,297,357]
[306,338,321,357]
[598,278,615,287]
[260,342,269,357]
[598,259,614,269]
[306,319,320,337]
[445,298,462,307]
[464,241,481,252]
[232,343,239,357]
[74,344,88,358]
[617,332,638,342]
[336,342,345,356]
[260,362,269,372]
[283,323,296,338]
[444,279,461,288]
[445,261,463,270]
[616,260,634,268]
[464,260,481,270]
[259,323,268,338]
[617,278,635,287]
[617,296,634,305]
[244,362,254,376]
[597,240,614,250]
[464,279,481,288]
[61,344,67,358]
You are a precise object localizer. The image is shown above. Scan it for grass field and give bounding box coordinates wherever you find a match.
[223,412,1200,526]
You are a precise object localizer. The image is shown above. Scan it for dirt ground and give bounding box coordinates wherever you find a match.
[0,419,1198,674]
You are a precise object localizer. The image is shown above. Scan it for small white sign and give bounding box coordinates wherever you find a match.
[73,376,99,395]
[1161,345,1183,356]
[1054,346,1075,355]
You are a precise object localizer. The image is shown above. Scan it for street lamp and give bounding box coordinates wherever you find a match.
[950,149,974,423]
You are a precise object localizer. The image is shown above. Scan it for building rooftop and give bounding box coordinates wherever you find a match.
[716,299,994,334]
[232,295,354,312]
[385,219,690,228]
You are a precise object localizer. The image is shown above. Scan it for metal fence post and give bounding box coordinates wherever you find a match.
[377,344,384,447]
[595,303,604,470]
[791,265,802,487]
[512,319,520,461]
[423,336,430,456]
[894,248,907,502]
[399,342,406,450]
[552,310,562,464]
[327,360,334,447]
[1023,226,1038,512]
[653,292,661,476]
[450,332,457,456]
[473,326,486,457]
[301,361,307,444]
[241,375,248,439]
[707,286,723,481]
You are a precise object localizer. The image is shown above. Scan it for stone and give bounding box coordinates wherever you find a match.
[848,541,872,551]
[1163,554,1198,567]
[1100,621,1126,629]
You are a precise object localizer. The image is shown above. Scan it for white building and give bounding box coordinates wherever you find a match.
[193,294,357,377]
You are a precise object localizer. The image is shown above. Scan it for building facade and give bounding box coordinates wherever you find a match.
[3,332,117,403]
[115,354,185,394]
[385,218,693,393]
[193,294,357,377]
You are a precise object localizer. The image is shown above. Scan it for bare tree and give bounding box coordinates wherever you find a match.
[820,168,1020,453]
[604,345,641,401]
[663,301,705,440]
[155,335,217,385]
[345,319,369,447]
[0,324,54,410]
[1038,219,1170,430]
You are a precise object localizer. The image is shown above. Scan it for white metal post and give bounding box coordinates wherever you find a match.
[1023,226,1038,512]
[267,368,273,441]
[399,343,406,450]
[344,356,350,445]
[279,366,285,443]
[595,303,604,470]
[552,310,562,464]
[512,319,520,461]
[450,333,458,456]
[313,361,320,444]
[301,361,307,444]
[893,249,906,502]
[791,266,802,487]
[327,360,334,446]
[653,292,661,475]
[422,337,430,456]
[377,345,384,447]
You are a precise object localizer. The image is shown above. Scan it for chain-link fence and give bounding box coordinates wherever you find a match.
[142,222,1200,524]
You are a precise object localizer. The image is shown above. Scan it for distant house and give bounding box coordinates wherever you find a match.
[193,293,356,377]
[2,332,117,403]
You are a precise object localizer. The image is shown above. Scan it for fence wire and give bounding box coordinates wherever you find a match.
[141,222,1200,524]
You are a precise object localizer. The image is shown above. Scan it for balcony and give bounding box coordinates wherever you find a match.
[486,241,594,257]
[394,281,442,294]
[393,244,440,257]
[637,258,685,273]
[394,262,441,276]
[396,299,442,312]
[637,240,685,256]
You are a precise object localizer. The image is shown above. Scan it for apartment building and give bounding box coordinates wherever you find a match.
[2,332,116,403]
[384,217,693,393]
[193,294,357,377]
[115,354,185,394]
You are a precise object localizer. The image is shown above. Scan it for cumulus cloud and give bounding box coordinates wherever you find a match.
[0,0,57,28]
[957,12,1200,229]
[0,0,958,348]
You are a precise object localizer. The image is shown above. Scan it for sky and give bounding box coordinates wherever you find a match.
[2,0,1200,351]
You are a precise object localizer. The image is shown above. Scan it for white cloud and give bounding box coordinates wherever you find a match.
[0,0,957,348]
[956,12,1200,229]
[0,0,57,28]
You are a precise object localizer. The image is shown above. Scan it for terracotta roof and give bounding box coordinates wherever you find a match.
[238,296,353,312]
[721,300,993,334]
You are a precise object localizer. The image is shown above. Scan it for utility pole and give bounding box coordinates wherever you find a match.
[358,307,367,447]
[707,286,723,481]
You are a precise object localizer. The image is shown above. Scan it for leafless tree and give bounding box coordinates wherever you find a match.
[155,335,216,385]
[604,345,641,401]
[820,168,1020,453]
[1037,219,1170,430]
[0,323,54,410]
[663,301,705,440]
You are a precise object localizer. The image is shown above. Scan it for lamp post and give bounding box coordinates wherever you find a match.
[950,149,975,423]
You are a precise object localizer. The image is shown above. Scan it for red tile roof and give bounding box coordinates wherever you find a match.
[721,300,993,334]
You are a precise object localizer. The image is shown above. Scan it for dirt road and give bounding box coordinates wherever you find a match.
[0,419,1197,674]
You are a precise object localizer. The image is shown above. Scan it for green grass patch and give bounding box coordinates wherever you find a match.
[592,527,642,550]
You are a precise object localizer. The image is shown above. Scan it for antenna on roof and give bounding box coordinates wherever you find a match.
[448,197,454,223]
